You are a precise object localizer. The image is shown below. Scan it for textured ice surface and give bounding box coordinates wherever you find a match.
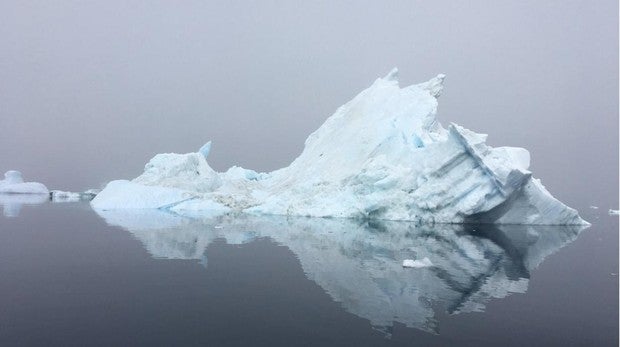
[609,209,619,216]
[50,189,99,202]
[0,171,49,195]
[94,210,586,333]
[403,258,433,268]
[50,190,81,202]
[92,69,587,225]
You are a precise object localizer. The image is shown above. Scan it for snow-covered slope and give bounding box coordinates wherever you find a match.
[0,171,49,195]
[92,69,587,225]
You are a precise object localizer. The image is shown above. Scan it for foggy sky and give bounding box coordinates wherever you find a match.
[0,1,617,209]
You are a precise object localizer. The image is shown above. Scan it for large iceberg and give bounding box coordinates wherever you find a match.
[0,170,49,195]
[92,69,587,225]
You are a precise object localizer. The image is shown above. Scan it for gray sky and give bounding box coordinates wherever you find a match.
[0,0,617,208]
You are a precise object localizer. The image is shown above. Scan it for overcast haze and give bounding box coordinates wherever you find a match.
[0,1,617,209]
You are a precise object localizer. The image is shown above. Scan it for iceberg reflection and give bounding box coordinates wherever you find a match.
[0,193,48,217]
[95,209,585,334]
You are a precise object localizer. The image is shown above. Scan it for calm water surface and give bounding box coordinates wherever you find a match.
[0,199,617,346]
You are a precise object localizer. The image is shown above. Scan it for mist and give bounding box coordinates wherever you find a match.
[0,0,617,208]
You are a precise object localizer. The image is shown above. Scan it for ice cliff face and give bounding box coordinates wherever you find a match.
[92,69,587,225]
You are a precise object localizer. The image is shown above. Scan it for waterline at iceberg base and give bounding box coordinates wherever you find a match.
[92,69,587,225]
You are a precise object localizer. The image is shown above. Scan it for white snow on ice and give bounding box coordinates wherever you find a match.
[0,171,49,195]
[403,258,433,268]
[91,69,588,225]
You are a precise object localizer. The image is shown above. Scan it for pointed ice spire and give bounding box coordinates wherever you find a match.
[416,74,446,98]
[384,67,399,82]
[199,141,212,159]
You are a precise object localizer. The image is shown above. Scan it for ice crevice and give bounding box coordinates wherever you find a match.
[91,69,588,225]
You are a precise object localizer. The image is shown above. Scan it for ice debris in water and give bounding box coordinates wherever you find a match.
[92,69,588,225]
[608,209,619,216]
[0,170,49,195]
[50,189,99,202]
[403,258,433,268]
[589,206,599,209]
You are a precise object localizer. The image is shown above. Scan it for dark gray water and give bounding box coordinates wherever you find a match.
[0,200,616,346]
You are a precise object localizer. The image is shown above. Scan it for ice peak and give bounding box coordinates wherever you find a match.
[416,74,446,98]
[199,141,212,159]
[383,67,399,83]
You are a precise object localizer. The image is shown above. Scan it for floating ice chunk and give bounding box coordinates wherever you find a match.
[50,190,99,202]
[609,209,619,216]
[589,206,599,209]
[0,171,49,195]
[403,258,433,268]
[50,190,82,202]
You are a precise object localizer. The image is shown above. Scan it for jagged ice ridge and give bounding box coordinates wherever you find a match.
[92,69,587,225]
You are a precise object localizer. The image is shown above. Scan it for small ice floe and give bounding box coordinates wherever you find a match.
[82,189,101,199]
[0,170,48,195]
[402,257,433,268]
[214,225,224,229]
[589,206,598,209]
[50,190,82,202]
[50,189,100,202]
[608,209,619,216]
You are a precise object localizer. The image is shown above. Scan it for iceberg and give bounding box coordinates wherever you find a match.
[92,69,587,225]
[0,170,49,195]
